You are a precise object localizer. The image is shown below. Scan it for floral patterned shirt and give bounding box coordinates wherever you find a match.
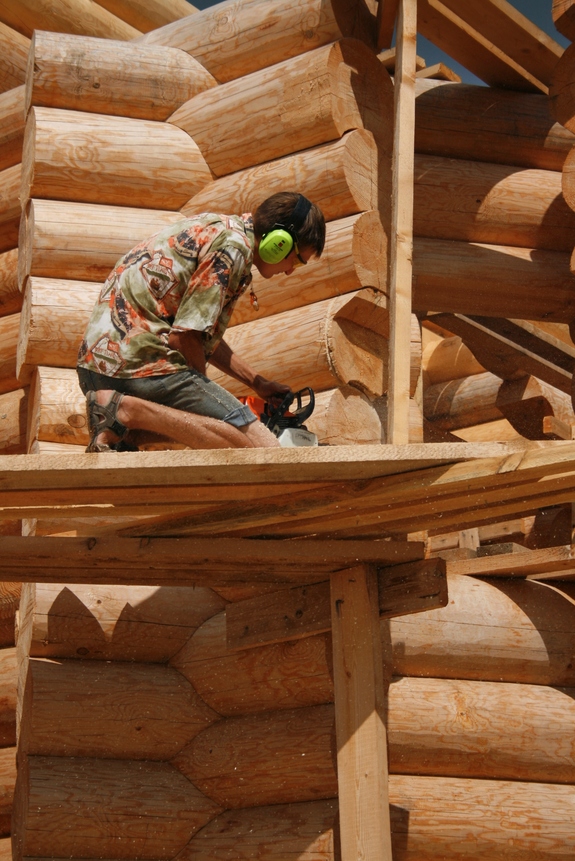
[77,213,254,378]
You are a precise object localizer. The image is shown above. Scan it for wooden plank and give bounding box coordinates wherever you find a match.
[448,544,575,579]
[417,0,547,93]
[0,536,424,583]
[440,0,563,85]
[330,565,392,861]
[416,62,461,82]
[387,0,417,444]
[225,558,447,650]
[378,557,448,617]
[426,313,574,394]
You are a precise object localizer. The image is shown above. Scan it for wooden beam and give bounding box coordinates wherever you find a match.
[225,558,447,650]
[417,0,547,93]
[0,536,425,585]
[447,544,575,580]
[439,0,563,86]
[387,0,417,444]
[330,565,392,861]
[425,313,575,394]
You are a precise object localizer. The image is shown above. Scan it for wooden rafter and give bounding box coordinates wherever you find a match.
[424,313,575,394]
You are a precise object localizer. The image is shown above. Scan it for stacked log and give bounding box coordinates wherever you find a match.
[13,572,575,859]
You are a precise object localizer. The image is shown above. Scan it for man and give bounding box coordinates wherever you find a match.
[76,192,326,451]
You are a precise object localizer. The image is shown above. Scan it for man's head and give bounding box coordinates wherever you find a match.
[253,192,325,277]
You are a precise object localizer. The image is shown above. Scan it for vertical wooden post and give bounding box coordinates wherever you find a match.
[387,0,417,444]
[330,565,393,861]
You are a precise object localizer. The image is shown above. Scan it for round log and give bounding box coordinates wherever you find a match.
[26,30,217,120]
[0,248,20,318]
[0,23,28,94]
[17,199,184,284]
[184,129,382,225]
[137,0,376,83]
[173,704,337,808]
[307,387,423,445]
[209,291,421,400]
[169,39,393,178]
[172,611,335,716]
[0,0,140,40]
[553,1,575,45]
[174,574,575,715]
[423,371,504,431]
[174,677,575,799]
[0,84,25,171]
[415,77,575,171]
[18,581,226,663]
[0,163,21,255]
[21,107,212,210]
[414,153,575,252]
[412,237,575,322]
[17,279,99,378]
[423,335,484,385]
[181,799,337,861]
[93,0,197,33]
[14,757,220,860]
[20,657,218,759]
[183,779,575,860]
[231,211,387,325]
[496,375,574,439]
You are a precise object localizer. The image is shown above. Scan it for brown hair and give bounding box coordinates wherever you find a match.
[254,191,326,257]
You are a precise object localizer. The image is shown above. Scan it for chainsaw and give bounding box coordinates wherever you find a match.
[241,388,318,447]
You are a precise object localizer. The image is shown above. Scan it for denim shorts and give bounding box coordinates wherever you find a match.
[77,367,257,428]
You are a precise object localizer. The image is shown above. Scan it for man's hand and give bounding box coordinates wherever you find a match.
[252,377,291,402]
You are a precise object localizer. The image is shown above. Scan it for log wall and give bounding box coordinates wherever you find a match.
[12,572,575,859]
[5,2,575,860]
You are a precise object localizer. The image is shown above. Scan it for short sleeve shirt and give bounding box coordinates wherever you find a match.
[77,213,254,378]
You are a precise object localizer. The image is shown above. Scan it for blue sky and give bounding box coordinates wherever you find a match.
[187,0,568,85]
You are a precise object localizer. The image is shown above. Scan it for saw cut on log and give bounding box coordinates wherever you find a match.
[26,30,217,121]
[209,290,420,400]
[231,211,388,325]
[306,386,423,445]
[137,0,377,82]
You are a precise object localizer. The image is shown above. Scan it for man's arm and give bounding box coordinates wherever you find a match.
[209,339,291,401]
[168,330,207,374]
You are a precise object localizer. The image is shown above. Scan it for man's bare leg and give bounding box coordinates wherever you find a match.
[90,390,280,450]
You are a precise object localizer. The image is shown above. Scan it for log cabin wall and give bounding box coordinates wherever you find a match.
[1,0,575,859]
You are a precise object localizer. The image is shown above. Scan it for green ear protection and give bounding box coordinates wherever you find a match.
[258,194,312,264]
